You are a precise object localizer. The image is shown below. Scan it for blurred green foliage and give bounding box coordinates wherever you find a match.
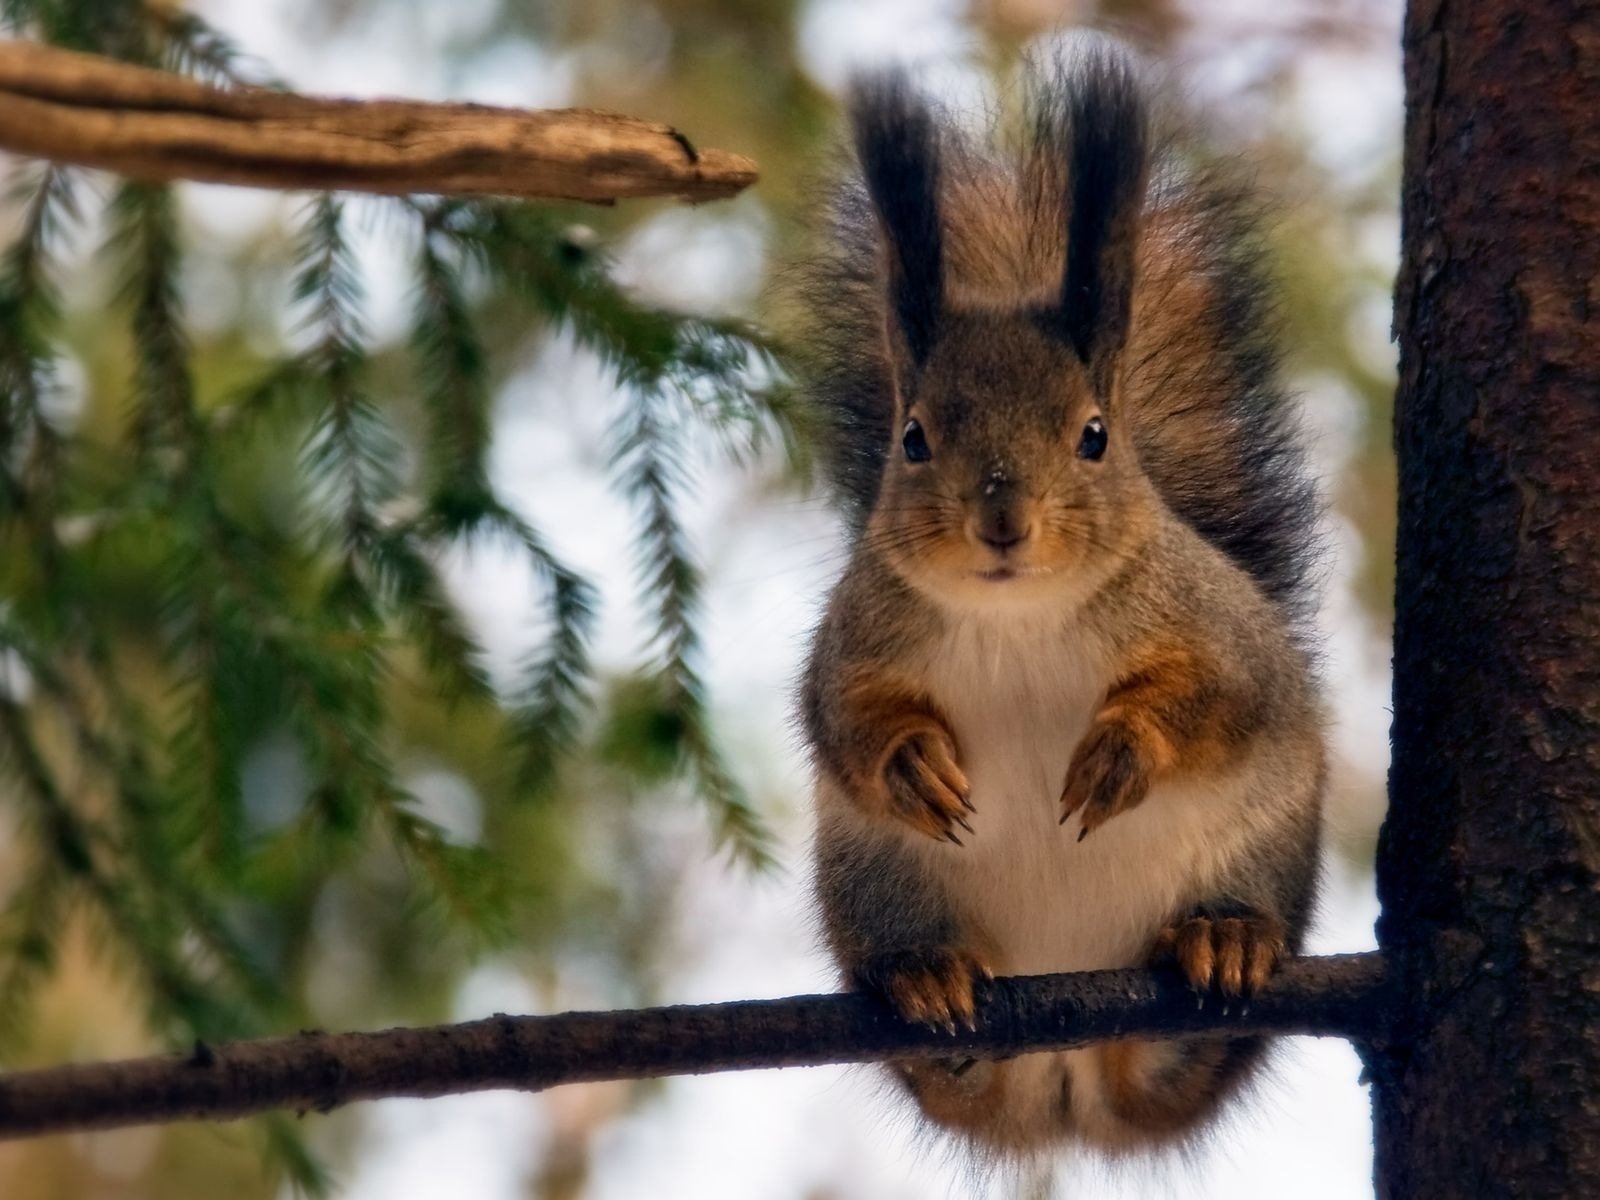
[0,0,804,1191]
[0,1,1398,1197]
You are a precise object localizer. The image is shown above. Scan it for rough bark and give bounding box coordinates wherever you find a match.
[0,953,1386,1140]
[0,41,756,203]
[1373,2,1600,1196]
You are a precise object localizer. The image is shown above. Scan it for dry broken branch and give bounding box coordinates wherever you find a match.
[0,40,756,203]
[0,953,1387,1140]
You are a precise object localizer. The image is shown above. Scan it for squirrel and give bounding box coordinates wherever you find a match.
[795,43,1327,1157]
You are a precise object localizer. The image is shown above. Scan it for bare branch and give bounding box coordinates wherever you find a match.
[0,41,756,203]
[0,953,1387,1140]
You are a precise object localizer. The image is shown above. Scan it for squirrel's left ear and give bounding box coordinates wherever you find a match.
[1039,50,1149,393]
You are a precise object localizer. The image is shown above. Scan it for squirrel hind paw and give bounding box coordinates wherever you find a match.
[1152,910,1286,998]
[859,946,994,1033]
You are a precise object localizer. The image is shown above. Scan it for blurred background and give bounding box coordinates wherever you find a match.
[0,0,1399,1196]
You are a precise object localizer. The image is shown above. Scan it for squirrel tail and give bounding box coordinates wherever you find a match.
[793,41,1322,630]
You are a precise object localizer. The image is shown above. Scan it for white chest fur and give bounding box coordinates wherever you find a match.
[912,612,1250,976]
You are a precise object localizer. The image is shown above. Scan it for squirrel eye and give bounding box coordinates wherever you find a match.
[902,418,932,463]
[1078,416,1108,461]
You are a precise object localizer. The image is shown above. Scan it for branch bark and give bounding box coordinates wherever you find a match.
[0,953,1386,1140]
[0,40,756,203]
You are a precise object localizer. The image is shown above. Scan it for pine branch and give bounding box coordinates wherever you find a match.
[55,690,287,1025]
[0,689,88,1046]
[260,1111,333,1197]
[612,390,774,867]
[0,163,77,528]
[0,858,63,1046]
[293,194,396,559]
[0,697,240,1042]
[112,178,197,463]
[367,527,493,703]
[0,12,786,1194]
[0,695,99,884]
[418,200,798,829]
[504,549,597,797]
[151,9,283,90]
[376,797,513,945]
[444,202,796,453]
[0,40,756,203]
[509,565,596,798]
[1,0,151,62]
[411,224,493,506]
[0,953,1391,1139]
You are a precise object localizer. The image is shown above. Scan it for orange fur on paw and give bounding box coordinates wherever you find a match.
[1061,643,1245,842]
[884,727,974,844]
[863,947,994,1034]
[1153,912,1286,997]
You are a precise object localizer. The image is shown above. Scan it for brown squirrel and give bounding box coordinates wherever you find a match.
[795,45,1326,1156]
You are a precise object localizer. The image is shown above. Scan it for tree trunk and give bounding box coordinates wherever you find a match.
[1373,2,1600,1196]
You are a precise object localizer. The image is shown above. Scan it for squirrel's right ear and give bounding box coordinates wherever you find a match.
[849,74,943,367]
[1038,49,1149,392]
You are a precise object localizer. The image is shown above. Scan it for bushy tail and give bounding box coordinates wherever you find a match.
[791,42,1321,630]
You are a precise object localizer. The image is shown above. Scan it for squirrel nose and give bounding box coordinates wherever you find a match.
[974,506,1031,553]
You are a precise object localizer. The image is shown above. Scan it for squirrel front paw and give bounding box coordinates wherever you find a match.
[1059,718,1152,840]
[859,946,995,1034]
[1152,910,1286,998]
[882,726,974,845]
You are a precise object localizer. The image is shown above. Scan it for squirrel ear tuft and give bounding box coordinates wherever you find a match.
[1041,49,1149,382]
[849,73,943,366]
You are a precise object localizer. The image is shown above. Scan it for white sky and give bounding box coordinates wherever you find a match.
[167,0,1405,1196]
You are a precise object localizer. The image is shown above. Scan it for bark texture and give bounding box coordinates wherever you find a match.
[0,954,1386,1140]
[0,41,756,203]
[1375,1,1600,1195]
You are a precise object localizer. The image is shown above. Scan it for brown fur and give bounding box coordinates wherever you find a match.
[798,45,1326,1158]
[1097,1038,1242,1143]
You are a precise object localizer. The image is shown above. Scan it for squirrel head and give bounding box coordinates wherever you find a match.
[849,59,1159,612]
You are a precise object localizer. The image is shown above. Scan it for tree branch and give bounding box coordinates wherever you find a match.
[0,41,756,203]
[0,953,1387,1140]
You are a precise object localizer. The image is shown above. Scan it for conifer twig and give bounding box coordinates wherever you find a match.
[0,41,756,203]
[0,954,1389,1140]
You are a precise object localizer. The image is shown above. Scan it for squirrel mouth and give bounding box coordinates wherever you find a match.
[973,563,1052,583]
